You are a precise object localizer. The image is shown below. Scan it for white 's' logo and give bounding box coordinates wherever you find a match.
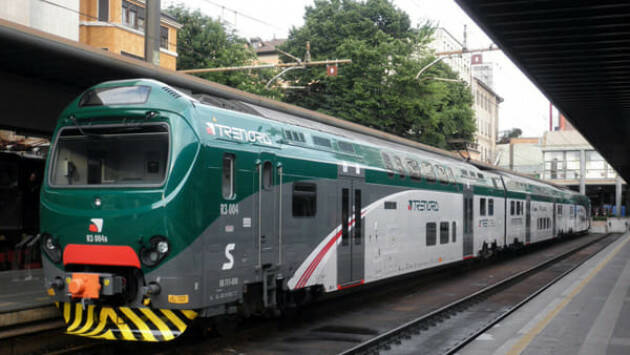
[222,243,235,270]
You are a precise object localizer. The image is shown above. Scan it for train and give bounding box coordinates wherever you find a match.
[40,79,590,342]
[0,151,44,270]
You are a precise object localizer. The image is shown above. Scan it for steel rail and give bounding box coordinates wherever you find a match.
[338,233,613,355]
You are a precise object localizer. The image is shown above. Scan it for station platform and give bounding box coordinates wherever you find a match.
[462,232,630,355]
[0,268,56,328]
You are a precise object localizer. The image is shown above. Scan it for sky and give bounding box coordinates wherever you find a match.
[162,0,551,137]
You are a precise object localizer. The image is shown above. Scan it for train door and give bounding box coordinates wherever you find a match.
[553,201,557,238]
[526,196,531,243]
[463,186,474,258]
[337,180,364,287]
[257,153,277,269]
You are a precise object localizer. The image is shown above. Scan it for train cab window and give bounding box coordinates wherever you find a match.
[480,198,486,216]
[440,222,449,244]
[426,222,437,246]
[489,199,494,216]
[293,183,317,217]
[421,162,436,182]
[262,161,273,189]
[510,201,515,215]
[51,124,169,187]
[452,221,456,242]
[222,154,235,199]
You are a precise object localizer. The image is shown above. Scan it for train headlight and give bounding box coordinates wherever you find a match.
[140,236,169,267]
[41,233,62,264]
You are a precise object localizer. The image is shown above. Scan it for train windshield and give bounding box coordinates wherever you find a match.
[49,124,169,187]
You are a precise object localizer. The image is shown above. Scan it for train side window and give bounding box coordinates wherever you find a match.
[558,205,562,216]
[436,165,448,185]
[426,222,437,246]
[293,183,317,217]
[421,162,436,182]
[510,201,515,215]
[446,167,455,184]
[440,222,449,244]
[222,154,235,199]
[452,221,456,242]
[488,199,494,216]
[406,158,421,181]
[262,161,273,189]
[517,201,522,215]
[480,198,486,216]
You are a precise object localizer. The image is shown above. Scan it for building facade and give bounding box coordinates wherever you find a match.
[496,137,543,177]
[79,0,181,70]
[472,78,502,164]
[0,0,79,40]
[428,27,471,83]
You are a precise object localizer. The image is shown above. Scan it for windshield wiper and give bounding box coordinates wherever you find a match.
[68,115,104,138]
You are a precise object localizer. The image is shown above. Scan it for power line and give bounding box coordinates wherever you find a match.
[195,0,285,32]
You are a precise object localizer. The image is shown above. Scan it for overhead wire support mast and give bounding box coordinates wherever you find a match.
[178,59,352,74]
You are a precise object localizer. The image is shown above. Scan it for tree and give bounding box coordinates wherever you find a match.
[279,0,475,148]
[498,128,523,144]
[166,4,282,98]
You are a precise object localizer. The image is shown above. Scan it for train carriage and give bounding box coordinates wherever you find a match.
[40,79,590,341]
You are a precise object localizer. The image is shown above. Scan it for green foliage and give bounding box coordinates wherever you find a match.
[280,0,475,148]
[166,4,283,98]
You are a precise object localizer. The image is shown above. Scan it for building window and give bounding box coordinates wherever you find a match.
[160,26,169,49]
[222,154,235,199]
[426,222,437,246]
[122,0,145,31]
[98,0,109,22]
[293,183,316,217]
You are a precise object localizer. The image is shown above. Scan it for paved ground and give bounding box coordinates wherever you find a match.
[462,231,630,355]
[0,268,49,313]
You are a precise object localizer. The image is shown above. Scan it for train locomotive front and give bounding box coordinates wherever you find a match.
[41,80,208,341]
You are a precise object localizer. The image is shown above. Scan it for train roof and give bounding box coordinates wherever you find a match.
[65,79,584,200]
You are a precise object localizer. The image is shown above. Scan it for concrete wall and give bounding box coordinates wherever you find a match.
[0,0,79,40]
[591,218,630,234]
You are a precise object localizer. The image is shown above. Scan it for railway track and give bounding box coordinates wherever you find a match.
[0,233,615,354]
[339,232,616,355]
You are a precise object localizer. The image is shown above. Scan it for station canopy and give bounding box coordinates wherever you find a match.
[455,0,630,180]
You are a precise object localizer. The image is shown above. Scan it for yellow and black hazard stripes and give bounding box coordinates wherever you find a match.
[56,302,197,342]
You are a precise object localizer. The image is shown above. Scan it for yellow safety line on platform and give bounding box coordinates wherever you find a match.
[507,234,630,355]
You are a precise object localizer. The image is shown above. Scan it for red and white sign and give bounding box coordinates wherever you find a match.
[89,218,103,233]
[471,54,483,65]
[326,64,338,76]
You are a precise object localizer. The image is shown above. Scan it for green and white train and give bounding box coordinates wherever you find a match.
[40,79,590,342]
